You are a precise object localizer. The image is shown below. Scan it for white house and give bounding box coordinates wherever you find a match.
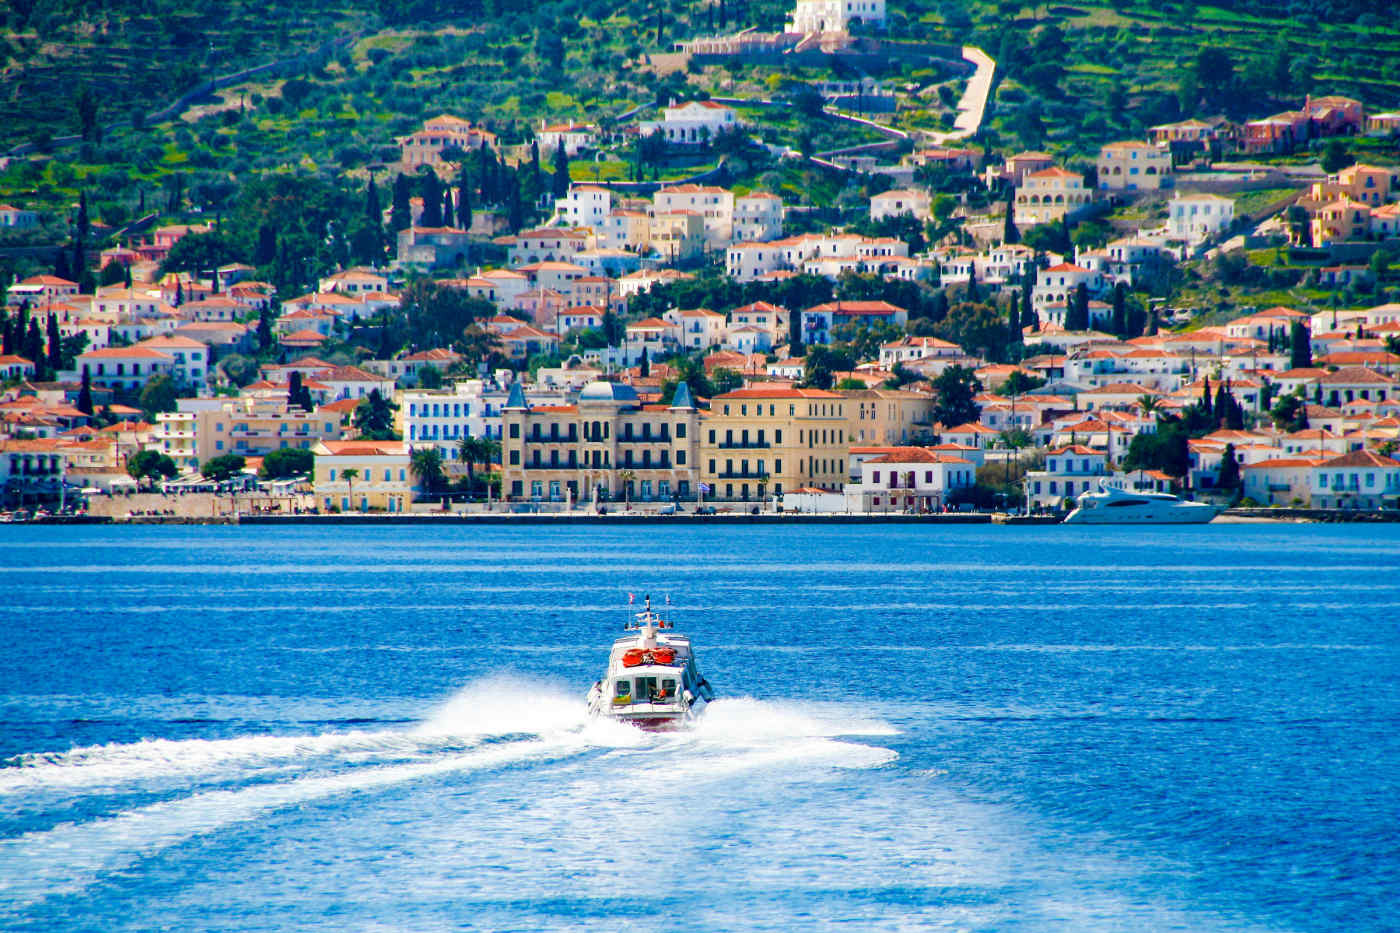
[1169,193,1236,244]
[844,447,973,513]
[1033,263,1109,321]
[555,185,613,228]
[640,101,740,146]
[1024,445,1109,509]
[787,0,887,33]
[734,193,785,242]
[1309,449,1400,508]
[537,121,597,156]
[870,188,931,222]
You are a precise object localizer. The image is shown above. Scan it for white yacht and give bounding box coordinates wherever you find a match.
[586,596,713,731]
[1062,482,1221,524]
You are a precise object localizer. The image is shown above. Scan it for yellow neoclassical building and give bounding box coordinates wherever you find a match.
[312,440,413,513]
[500,381,703,504]
[699,387,849,503]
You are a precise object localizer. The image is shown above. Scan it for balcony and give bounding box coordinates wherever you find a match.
[716,470,769,480]
[617,433,671,444]
[715,441,770,450]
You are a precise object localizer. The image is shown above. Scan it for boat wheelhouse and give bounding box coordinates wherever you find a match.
[586,596,713,730]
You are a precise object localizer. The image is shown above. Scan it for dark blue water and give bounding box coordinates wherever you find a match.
[0,524,1397,931]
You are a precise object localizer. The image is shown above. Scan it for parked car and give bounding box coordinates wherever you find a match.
[694,505,717,515]
[658,503,683,515]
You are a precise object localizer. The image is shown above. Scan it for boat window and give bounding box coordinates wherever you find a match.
[661,678,677,698]
[614,680,631,698]
[1107,499,1150,507]
[635,676,658,700]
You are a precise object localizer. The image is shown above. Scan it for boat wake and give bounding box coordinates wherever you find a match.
[0,678,896,916]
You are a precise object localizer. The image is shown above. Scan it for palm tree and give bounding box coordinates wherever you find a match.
[411,447,444,497]
[618,469,635,506]
[341,468,359,511]
[1137,394,1161,419]
[457,436,501,498]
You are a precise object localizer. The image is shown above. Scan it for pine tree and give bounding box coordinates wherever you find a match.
[552,144,570,199]
[77,365,94,415]
[45,314,61,374]
[390,173,413,232]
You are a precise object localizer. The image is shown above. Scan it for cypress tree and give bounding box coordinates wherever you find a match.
[123,262,132,288]
[1218,442,1241,489]
[55,248,71,281]
[390,173,413,232]
[78,365,94,415]
[1214,380,1231,427]
[76,190,89,245]
[365,176,382,225]
[1111,282,1127,337]
[1002,193,1019,245]
[1,312,12,355]
[530,139,542,190]
[174,280,184,307]
[640,346,650,377]
[1200,375,1213,420]
[1066,282,1089,330]
[23,317,43,367]
[458,175,473,232]
[1020,286,1035,331]
[255,225,277,265]
[506,175,523,233]
[288,370,305,409]
[1008,303,1022,347]
[257,305,273,351]
[966,265,980,303]
[420,173,443,227]
[46,314,61,374]
[552,144,570,199]
[1289,321,1312,369]
[789,308,804,356]
[442,187,455,228]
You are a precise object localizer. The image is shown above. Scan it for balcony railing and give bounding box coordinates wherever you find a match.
[716,470,769,479]
[617,433,671,444]
[715,441,770,449]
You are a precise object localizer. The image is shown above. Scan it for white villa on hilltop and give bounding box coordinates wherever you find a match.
[787,0,886,33]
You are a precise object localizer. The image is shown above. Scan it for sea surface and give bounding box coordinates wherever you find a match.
[0,523,1397,931]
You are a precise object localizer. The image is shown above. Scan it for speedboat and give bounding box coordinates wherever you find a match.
[586,595,714,731]
[1062,482,1221,524]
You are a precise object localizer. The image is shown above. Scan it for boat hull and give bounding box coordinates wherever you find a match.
[1062,503,1220,524]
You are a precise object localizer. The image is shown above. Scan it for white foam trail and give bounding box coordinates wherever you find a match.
[689,697,899,743]
[0,731,439,793]
[0,738,563,914]
[0,677,612,795]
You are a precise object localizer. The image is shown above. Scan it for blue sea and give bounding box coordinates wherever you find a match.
[0,523,1397,931]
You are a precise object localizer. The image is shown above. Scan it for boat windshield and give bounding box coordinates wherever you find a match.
[616,676,677,703]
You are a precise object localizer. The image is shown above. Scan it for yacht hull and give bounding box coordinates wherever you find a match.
[1062,504,1220,524]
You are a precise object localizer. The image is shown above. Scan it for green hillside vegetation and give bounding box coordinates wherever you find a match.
[1,0,1398,305]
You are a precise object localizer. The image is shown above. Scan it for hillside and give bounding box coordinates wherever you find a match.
[0,0,1397,292]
